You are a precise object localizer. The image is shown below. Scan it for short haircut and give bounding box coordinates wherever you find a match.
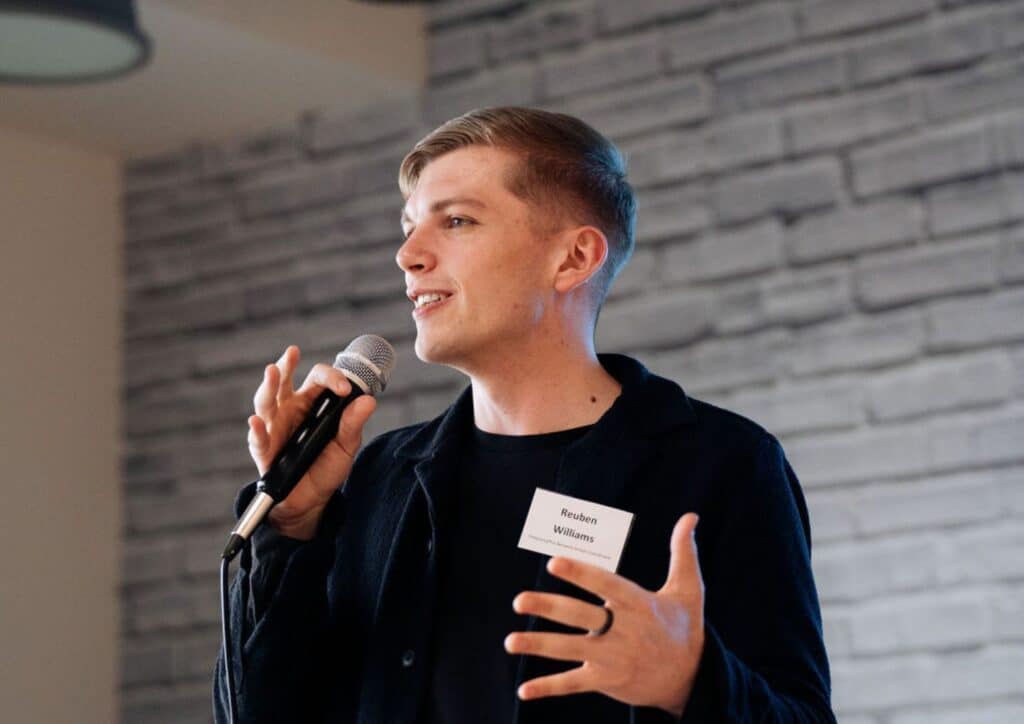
[398,106,637,322]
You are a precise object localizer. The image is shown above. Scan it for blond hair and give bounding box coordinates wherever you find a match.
[398,106,636,320]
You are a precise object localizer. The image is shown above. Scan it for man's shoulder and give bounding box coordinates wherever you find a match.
[688,395,772,437]
[670,386,781,456]
[671,393,802,519]
[603,353,784,459]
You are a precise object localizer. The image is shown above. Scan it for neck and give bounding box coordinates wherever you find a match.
[466,334,622,436]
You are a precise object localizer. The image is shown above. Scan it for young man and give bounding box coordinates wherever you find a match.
[214,107,836,723]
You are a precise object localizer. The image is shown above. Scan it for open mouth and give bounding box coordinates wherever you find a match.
[411,292,453,316]
[413,292,451,309]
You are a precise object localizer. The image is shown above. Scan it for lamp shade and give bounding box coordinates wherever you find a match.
[0,0,151,84]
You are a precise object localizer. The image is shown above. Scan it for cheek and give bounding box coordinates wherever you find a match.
[462,242,550,318]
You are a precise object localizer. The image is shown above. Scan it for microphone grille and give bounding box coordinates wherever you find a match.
[333,334,396,395]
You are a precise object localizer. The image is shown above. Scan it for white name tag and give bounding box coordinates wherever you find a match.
[517,488,635,572]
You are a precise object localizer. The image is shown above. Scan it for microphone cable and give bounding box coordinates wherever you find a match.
[220,554,240,724]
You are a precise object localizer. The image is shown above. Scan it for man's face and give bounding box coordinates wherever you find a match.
[397,145,562,368]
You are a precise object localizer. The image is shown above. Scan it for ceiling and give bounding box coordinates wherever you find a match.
[0,0,426,160]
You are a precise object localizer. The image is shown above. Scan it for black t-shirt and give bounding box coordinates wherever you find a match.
[415,422,594,724]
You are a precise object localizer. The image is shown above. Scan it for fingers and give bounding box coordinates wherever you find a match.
[512,592,608,633]
[247,413,268,449]
[250,346,369,478]
[297,362,353,400]
[247,414,270,473]
[516,666,592,701]
[661,513,703,600]
[254,345,300,419]
[334,394,376,458]
[254,364,280,420]
[503,630,588,663]
[545,556,647,608]
[275,345,300,403]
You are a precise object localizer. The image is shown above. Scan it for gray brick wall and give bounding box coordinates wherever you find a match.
[119,1,1024,720]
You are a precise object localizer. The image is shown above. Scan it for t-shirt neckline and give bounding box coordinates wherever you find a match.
[471,422,595,452]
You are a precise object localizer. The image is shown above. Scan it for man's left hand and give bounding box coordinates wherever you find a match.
[504,512,705,718]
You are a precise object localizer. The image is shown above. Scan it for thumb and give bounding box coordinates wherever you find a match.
[660,512,703,599]
[336,395,377,457]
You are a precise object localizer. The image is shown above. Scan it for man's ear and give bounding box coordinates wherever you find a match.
[553,226,608,294]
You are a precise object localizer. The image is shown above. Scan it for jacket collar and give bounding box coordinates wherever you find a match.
[370,354,697,724]
[393,353,697,462]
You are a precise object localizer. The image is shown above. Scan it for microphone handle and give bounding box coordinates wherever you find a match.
[260,385,364,500]
[222,383,364,560]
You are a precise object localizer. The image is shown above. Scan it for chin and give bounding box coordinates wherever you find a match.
[414,333,456,366]
[415,329,485,372]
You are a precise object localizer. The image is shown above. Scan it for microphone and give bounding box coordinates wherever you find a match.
[221,334,396,561]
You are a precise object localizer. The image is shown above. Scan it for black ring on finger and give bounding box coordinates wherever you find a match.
[588,605,614,637]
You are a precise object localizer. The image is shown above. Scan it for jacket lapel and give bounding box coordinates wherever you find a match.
[511,355,697,723]
[361,354,697,724]
[355,388,472,724]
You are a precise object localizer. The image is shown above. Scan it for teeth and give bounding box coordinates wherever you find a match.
[414,293,447,308]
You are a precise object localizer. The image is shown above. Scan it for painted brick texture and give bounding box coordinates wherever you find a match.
[120,1,1024,720]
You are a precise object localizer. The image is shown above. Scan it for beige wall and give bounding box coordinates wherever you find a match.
[0,125,121,723]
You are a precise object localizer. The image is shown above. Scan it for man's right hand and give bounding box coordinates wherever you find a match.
[247,344,378,540]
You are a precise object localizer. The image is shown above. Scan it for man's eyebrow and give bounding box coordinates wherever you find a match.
[400,197,488,226]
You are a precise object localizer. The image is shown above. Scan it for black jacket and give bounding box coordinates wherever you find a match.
[214,353,837,723]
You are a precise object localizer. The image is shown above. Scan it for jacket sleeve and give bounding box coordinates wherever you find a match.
[212,480,346,724]
[634,432,836,724]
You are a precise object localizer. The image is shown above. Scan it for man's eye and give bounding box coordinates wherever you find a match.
[402,217,472,240]
[403,215,475,237]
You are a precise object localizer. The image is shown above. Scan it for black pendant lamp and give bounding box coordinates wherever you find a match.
[0,0,151,84]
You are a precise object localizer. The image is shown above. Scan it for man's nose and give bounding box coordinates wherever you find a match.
[395,230,435,273]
